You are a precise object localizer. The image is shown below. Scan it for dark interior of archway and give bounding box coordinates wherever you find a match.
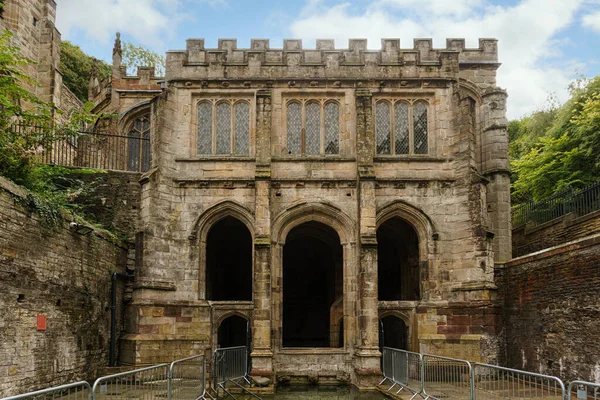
[283,221,343,347]
[218,315,249,348]
[206,216,252,300]
[377,217,420,300]
[379,315,408,350]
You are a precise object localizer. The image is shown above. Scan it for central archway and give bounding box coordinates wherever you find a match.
[282,221,343,347]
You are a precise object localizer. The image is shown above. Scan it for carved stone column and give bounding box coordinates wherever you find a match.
[354,89,381,385]
[250,90,273,378]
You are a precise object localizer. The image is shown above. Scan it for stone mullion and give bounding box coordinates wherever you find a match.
[354,89,381,385]
[251,89,273,378]
[481,89,511,263]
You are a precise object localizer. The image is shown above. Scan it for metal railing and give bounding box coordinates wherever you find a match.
[472,362,565,399]
[168,355,206,400]
[13,124,150,173]
[422,354,473,400]
[568,381,600,400]
[0,382,91,400]
[91,364,169,400]
[512,182,600,227]
[213,346,260,400]
[380,347,424,399]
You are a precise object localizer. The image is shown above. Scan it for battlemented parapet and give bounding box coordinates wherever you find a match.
[165,38,499,81]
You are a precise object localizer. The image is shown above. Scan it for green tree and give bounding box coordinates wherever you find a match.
[60,40,111,102]
[0,29,96,186]
[122,41,165,76]
[511,76,600,203]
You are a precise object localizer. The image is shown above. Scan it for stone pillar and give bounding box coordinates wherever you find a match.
[354,89,381,385]
[250,90,273,378]
[481,88,511,262]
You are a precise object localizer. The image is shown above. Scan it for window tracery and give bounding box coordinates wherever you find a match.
[286,99,340,155]
[197,100,251,155]
[127,114,150,172]
[375,99,429,155]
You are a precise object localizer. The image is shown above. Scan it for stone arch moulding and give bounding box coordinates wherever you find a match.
[117,100,152,133]
[378,309,416,352]
[376,199,436,264]
[271,201,356,245]
[212,309,252,351]
[189,200,255,244]
[189,200,255,300]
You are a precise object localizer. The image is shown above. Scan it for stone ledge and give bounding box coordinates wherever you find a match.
[506,232,600,267]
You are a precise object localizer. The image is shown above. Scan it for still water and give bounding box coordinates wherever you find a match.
[263,385,387,399]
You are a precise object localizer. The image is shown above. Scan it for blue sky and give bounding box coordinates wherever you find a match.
[55,0,600,119]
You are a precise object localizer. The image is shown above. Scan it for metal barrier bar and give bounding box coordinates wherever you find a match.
[168,355,206,400]
[380,347,424,399]
[472,363,566,400]
[0,382,91,400]
[568,380,600,400]
[422,354,472,400]
[213,346,248,386]
[91,364,169,400]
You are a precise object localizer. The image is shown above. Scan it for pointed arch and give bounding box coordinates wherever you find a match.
[190,200,255,244]
[272,201,355,245]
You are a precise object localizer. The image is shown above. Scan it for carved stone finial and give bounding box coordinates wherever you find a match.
[113,32,122,56]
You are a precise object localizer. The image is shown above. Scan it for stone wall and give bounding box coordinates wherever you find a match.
[497,234,600,382]
[512,211,600,258]
[64,170,142,239]
[0,176,129,397]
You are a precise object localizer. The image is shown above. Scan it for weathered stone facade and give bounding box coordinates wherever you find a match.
[0,0,83,118]
[497,234,600,382]
[120,38,511,386]
[0,176,130,397]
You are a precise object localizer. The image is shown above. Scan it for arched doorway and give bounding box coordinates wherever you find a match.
[282,221,343,347]
[377,217,420,300]
[206,216,252,300]
[218,315,251,348]
[379,315,408,350]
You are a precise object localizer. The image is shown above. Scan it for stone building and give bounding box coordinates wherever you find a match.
[0,0,82,121]
[118,37,510,386]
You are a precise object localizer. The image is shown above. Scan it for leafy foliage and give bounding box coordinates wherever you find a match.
[0,29,103,226]
[511,76,600,203]
[60,40,111,102]
[122,41,165,76]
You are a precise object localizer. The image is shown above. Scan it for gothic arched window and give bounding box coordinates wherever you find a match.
[127,114,151,172]
[375,100,429,155]
[197,100,251,155]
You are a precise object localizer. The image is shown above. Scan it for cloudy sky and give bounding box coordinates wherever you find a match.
[55,0,600,120]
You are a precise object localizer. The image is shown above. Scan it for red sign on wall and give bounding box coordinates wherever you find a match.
[37,314,47,331]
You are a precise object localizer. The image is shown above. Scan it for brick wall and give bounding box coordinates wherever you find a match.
[512,211,600,257]
[497,234,600,382]
[0,176,129,397]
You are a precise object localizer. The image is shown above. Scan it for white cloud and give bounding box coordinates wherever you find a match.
[55,0,210,50]
[583,10,600,33]
[290,0,585,119]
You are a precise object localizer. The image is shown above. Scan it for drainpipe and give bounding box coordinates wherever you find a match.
[110,272,134,367]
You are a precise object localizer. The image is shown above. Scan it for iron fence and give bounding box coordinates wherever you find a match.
[422,354,473,400]
[568,380,600,400]
[168,355,206,400]
[0,382,91,400]
[12,124,150,173]
[380,347,424,399]
[512,182,600,227]
[472,362,565,399]
[91,364,169,400]
[212,346,260,400]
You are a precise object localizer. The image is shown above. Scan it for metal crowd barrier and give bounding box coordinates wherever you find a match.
[568,381,600,400]
[422,354,473,400]
[213,346,260,400]
[91,364,169,400]
[168,355,206,400]
[1,382,91,400]
[472,363,566,399]
[380,347,424,399]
